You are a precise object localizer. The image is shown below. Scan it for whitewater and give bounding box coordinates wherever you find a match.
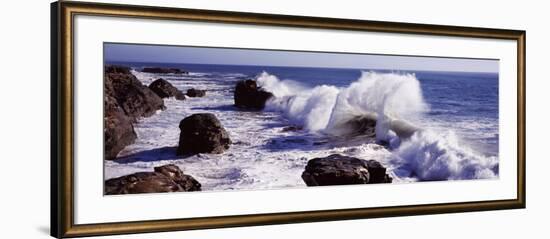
[105,66,499,191]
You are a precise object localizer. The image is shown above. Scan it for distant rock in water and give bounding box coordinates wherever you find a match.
[141,67,188,74]
[148,78,186,100]
[301,154,392,186]
[105,164,201,195]
[177,113,232,155]
[234,80,274,110]
[106,68,165,120]
[186,88,206,97]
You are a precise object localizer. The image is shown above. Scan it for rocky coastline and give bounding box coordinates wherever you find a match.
[105,66,394,194]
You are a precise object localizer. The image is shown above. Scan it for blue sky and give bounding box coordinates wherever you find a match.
[104,43,498,73]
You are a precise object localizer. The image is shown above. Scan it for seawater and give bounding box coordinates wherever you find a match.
[105,62,499,189]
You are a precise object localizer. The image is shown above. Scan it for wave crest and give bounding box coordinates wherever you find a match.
[258,71,428,139]
[257,70,497,181]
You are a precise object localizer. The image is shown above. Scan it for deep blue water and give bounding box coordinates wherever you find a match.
[108,61,499,156]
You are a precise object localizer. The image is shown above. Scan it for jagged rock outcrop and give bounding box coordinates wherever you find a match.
[106,69,165,120]
[104,93,137,160]
[104,65,166,160]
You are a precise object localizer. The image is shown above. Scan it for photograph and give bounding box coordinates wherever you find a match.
[103,43,500,195]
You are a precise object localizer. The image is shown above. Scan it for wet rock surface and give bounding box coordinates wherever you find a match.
[105,164,201,195]
[148,78,186,100]
[234,80,274,110]
[104,65,166,160]
[177,113,232,155]
[186,88,206,98]
[302,154,392,186]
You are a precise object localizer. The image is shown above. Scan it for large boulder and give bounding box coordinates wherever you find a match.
[148,78,186,100]
[234,80,274,110]
[105,69,165,120]
[186,88,206,97]
[177,113,232,155]
[301,154,392,186]
[103,65,167,160]
[141,67,187,74]
[104,93,137,160]
[105,164,201,195]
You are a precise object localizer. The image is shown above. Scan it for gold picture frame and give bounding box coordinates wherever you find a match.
[51,1,526,238]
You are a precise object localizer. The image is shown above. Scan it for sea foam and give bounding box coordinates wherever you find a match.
[391,130,498,180]
[259,71,427,139]
[258,71,497,181]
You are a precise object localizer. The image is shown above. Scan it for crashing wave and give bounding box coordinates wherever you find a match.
[257,71,498,181]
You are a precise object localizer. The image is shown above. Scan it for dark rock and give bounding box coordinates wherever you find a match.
[345,115,377,136]
[281,125,303,132]
[103,68,166,160]
[148,78,186,100]
[174,92,187,101]
[105,65,131,74]
[364,160,393,183]
[186,88,206,97]
[312,141,328,146]
[347,115,419,140]
[141,67,187,74]
[105,164,201,195]
[177,113,232,155]
[103,72,138,160]
[104,93,137,160]
[105,71,165,120]
[301,154,392,186]
[234,80,274,110]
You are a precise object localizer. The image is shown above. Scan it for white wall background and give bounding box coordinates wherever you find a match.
[0,0,546,238]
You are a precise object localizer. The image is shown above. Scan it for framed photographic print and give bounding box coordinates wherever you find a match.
[51,1,526,238]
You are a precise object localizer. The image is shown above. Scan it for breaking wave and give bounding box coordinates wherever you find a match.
[259,71,427,139]
[391,130,498,180]
[257,71,498,181]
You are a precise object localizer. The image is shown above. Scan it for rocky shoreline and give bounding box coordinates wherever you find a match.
[104,65,165,160]
[105,65,393,194]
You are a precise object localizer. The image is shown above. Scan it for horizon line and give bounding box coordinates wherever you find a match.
[105,60,500,74]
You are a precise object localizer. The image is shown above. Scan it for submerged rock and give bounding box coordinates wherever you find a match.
[234,80,274,110]
[281,125,303,132]
[148,78,186,100]
[346,115,377,136]
[106,69,165,120]
[186,88,206,97]
[141,67,187,74]
[105,164,201,195]
[177,113,232,155]
[334,114,418,141]
[301,154,392,186]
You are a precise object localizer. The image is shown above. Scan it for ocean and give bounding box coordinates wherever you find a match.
[105,62,499,190]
